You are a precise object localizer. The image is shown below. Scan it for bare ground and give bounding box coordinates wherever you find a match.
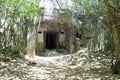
[0,49,120,80]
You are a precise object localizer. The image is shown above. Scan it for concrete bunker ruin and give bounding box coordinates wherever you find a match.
[36,16,81,55]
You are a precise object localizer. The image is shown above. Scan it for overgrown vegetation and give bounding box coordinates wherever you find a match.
[0,0,120,76]
[72,0,120,74]
[0,0,41,57]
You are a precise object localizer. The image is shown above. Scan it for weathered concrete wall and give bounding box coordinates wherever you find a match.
[37,32,44,42]
[59,34,65,42]
[36,28,45,52]
[59,30,66,48]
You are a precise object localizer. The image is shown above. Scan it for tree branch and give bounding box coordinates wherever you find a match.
[54,0,62,10]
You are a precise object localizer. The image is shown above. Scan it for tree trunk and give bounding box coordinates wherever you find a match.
[111,26,120,74]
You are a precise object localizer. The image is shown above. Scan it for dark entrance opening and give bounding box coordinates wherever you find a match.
[45,31,58,49]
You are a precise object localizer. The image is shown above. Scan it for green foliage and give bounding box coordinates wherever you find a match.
[0,0,41,57]
[5,0,41,19]
[71,0,116,55]
[72,0,106,16]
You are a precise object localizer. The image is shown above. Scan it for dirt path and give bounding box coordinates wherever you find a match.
[24,55,86,80]
[20,49,118,80]
[0,49,120,80]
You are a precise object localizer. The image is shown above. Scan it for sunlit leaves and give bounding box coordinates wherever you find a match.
[72,0,106,16]
[6,0,41,19]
